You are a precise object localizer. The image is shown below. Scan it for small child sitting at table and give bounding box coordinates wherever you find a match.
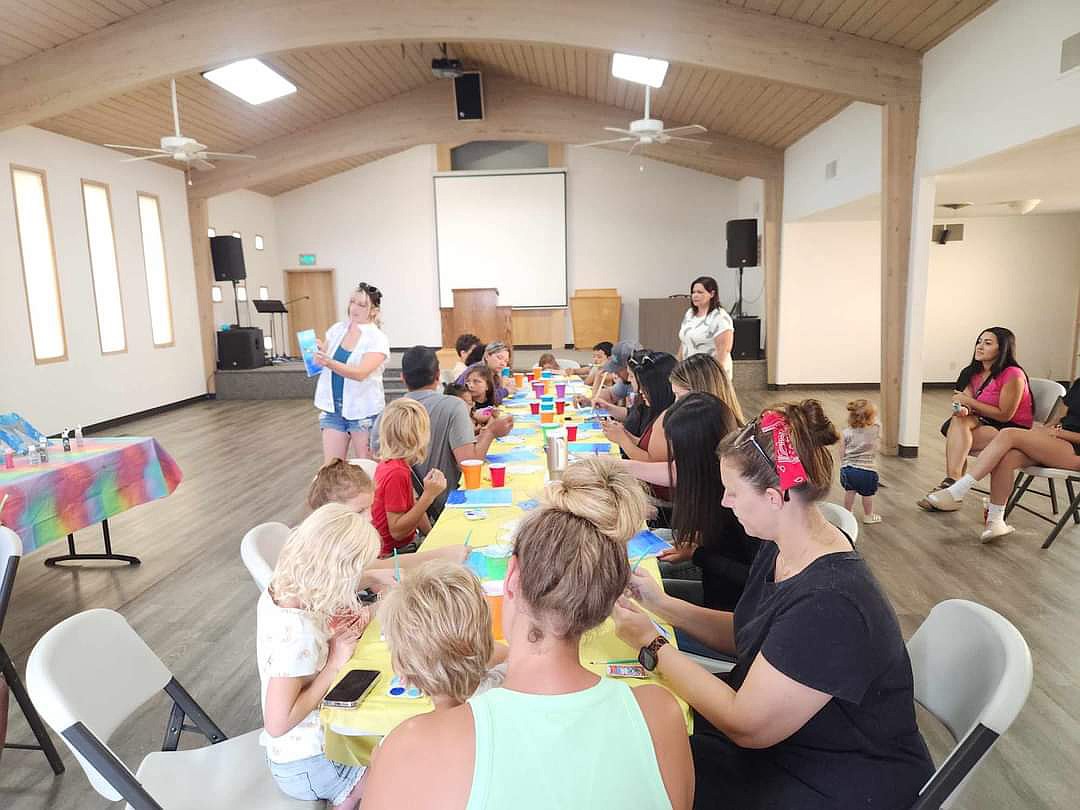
[307,457,374,512]
[378,559,509,712]
[258,503,378,809]
[537,352,561,372]
[371,398,447,557]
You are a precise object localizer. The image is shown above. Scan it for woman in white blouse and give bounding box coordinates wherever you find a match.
[313,282,390,462]
[677,276,734,381]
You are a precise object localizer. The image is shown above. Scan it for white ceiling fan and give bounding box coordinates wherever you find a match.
[575,85,710,155]
[104,79,256,171]
[938,199,1042,215]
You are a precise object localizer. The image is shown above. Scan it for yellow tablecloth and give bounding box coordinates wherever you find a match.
[321,379,689,765]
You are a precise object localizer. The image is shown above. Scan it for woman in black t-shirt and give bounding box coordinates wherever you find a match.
[612,399,933,810]
[927,378,1080,541]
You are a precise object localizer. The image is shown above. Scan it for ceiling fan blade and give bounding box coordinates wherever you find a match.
[660,124,707,136]
[603,127,636,135]
[121,153,173,163]
[628,141,640,157]
[191,159,216,171]
[664,136,713,147]
[200,152,256,160]
[575,137,635,148]
[105,144,170,154]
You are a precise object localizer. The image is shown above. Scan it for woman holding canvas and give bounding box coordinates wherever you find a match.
[312,282,390,462]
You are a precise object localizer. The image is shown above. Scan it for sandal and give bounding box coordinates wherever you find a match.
[917,478,956,511]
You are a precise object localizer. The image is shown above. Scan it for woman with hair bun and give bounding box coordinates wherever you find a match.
[362,457,694,810]
[613,400,932,810]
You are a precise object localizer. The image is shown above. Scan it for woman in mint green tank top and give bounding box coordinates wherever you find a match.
[362,458,694,810]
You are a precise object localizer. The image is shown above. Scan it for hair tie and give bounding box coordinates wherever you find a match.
[759,411,807,493]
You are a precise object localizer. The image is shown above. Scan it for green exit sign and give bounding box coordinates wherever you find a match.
[298,253,316,266]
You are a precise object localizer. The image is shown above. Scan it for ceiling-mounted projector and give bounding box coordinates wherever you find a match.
[431,58,464,79]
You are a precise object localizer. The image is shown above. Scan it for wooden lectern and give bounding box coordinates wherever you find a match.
[440,288,513,349]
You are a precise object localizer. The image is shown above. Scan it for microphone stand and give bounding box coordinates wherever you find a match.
[281,296,310,360]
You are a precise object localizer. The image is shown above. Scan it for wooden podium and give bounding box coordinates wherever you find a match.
[440,288,512,349]
[570,288,621,349]
[639,296,690,356]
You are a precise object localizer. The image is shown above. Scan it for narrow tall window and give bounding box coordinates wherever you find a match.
[81,181,127,353]
[136,193,174,347]
[11,166,67,362]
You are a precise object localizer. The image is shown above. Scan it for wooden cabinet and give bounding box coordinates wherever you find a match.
[570,288,621,349]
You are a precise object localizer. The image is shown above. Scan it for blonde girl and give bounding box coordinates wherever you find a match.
[257,504,381,809]
[840,399,883,524]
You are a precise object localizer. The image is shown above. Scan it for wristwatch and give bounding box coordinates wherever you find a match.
[638,636,669,672]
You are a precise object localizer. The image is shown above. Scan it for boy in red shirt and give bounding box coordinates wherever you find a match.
[371,398,446,557]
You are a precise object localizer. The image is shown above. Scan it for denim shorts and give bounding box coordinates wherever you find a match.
[268,754,365,805]
[840,466,879,497]
[319,403,377,434]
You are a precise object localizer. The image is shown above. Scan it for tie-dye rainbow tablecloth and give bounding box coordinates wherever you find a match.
[0,437,182,555]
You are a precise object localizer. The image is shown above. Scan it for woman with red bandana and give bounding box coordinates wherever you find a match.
[611,400,932,810]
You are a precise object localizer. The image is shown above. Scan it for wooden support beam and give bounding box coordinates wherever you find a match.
[763,171,783,386]
[186,196,217,395]
[0,0,921,130]
[880,99,920,455]
[188,77,782,199]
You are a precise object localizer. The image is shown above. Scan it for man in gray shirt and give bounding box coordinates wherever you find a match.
[371,346,513,518]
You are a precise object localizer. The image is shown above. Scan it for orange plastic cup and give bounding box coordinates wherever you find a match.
[461,459,483,489]
[485,594,504,641]
[544,380,554,395]
[540,410,555,424]
[533,366,543,379]
[514,372,525,387]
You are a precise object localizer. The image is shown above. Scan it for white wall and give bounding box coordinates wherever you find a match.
[274,146,443,348]
[270,144,744,347]
[565,147,740,342]
[918,0,1080,176]
[783,102,881,222]
[206,190,281,339]
[0,126,204,435]
[777,213,1080,384]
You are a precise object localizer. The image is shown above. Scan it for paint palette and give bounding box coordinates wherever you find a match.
[387,675,423,699]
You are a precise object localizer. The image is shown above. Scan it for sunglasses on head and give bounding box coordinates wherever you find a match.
[628,353,656,371]
[735,419,789,500]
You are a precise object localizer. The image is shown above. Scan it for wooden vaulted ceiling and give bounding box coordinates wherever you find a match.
[4,1,997,195]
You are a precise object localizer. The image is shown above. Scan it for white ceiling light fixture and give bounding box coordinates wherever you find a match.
[1008,199,1041,215]
[203,58,297,105]
[611,53,669,88]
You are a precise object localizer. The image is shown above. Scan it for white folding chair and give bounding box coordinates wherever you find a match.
[819,502,859,545]
[1,526,65,773]
[1002,379,1078,548]
[348,457,378,481]
[239,522,290,592]
[26,608,320,810]
[908,599,1032,809]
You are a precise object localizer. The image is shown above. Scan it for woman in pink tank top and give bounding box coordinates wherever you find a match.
[918,326,1033,511]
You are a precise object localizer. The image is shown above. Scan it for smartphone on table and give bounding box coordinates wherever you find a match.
[322,669,380,709]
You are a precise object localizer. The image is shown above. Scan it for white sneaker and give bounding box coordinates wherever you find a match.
[980,519,1016,543]
[927,490,963,511]
[863,514,883,525]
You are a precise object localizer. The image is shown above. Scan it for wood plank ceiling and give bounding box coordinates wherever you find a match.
[11,0,996,195]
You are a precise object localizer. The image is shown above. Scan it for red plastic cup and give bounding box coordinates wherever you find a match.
[555,400,566,414]
[489,463,507,488]
[566,424,578,441]
[530,402,540,415]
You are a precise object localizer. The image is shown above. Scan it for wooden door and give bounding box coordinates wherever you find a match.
[285,269,336,356]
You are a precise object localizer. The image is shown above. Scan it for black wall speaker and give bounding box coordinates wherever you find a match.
[211,235,247,281]
[726,218,759,268]
[454,72,484,121]
[217,327,264,370]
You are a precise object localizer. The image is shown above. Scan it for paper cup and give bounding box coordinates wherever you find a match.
[461,459,483,489]
[489,462,506,487]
